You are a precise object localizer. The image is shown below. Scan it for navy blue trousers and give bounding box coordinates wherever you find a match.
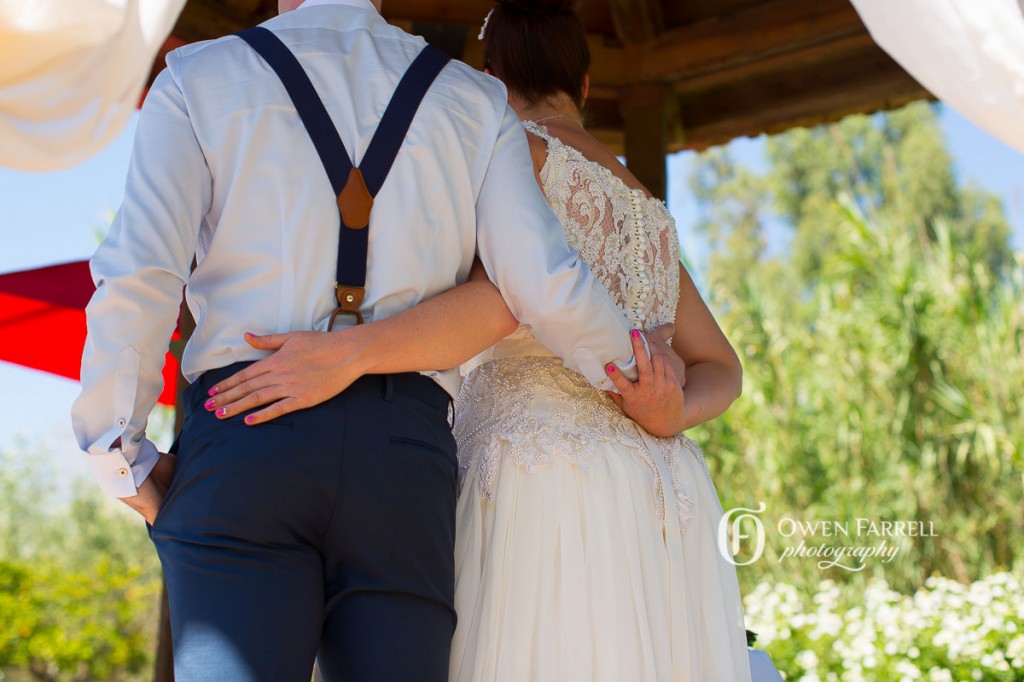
[150,363,458,681]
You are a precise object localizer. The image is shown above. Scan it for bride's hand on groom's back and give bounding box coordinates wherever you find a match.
[605,325,688,438]
[204,330,373,425]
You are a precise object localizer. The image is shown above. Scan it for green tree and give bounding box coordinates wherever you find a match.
[0,447,162,680]
[0,559,157,681]
[688,102,1024,595]
[690,146,769,291]
[765,103,1012,280]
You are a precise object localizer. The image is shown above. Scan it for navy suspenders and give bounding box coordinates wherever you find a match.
[236,26,451,328]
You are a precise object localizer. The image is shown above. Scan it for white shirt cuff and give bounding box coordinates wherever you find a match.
[85,438,160,498]
[572,347,640,392]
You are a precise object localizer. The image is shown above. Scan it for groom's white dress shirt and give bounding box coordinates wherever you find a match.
[72,0,636,498]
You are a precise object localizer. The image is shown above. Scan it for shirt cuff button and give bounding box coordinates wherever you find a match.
[117,419,127,427]
[117,468,130,477]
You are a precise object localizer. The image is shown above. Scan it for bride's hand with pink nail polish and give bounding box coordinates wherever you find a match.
[203,329,374,425]
[203,267,520,425]
[604,329,686,437]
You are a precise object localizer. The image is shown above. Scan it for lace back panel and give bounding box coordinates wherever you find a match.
[523,120,680,329]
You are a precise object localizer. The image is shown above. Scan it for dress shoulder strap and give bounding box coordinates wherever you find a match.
[522,120,555,141]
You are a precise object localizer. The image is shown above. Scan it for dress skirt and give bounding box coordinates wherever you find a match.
[450,358,752,682]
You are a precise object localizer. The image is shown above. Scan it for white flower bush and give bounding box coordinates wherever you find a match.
[745,573,1024,681]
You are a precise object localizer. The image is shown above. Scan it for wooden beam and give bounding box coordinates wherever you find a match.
[671,31,878,94]
[380,0,490,26]
[676,44,930,150]
[637,0,865,82]
[620,83,670,200]
[661,0,766,25]
[608,0,664,45]
[586,37,636,88]
[585,0,873,91]
[173,0,261,43]
[411,22,470,59]
[221,0,264,15]
[588,35,930,154]
[382,0,618,35]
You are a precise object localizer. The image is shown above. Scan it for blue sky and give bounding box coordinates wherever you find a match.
[1,106,1022,477]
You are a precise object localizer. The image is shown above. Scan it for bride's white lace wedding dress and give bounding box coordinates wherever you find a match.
[449,121,752,682]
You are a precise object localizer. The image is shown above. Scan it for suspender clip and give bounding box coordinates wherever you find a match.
[328,284,365,329]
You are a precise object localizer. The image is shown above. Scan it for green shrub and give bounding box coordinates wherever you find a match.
[0,446,162,680]
[0,559,159,681]
[746,573,1024,681]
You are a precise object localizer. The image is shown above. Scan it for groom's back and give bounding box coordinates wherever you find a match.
[158,2,510,386]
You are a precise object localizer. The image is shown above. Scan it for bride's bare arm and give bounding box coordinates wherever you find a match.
[606,265,741,436]
[671,264,742,428]
[206,259,518,424]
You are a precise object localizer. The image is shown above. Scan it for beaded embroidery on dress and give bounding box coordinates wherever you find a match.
[456,121,707,526]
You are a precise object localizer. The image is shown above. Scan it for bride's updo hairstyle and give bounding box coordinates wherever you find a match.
[480,0,590,109]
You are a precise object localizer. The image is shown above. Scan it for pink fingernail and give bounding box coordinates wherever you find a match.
[244,415,255,425]
[630,329,641,338]
[208,387,219,397]
[216,408,227,417]
[204,399,216,410]
[606,364,616,374]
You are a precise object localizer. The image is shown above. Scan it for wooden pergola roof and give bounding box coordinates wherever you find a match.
[163,0,931,198]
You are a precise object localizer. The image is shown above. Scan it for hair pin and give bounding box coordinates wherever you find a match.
[478,8,494,41]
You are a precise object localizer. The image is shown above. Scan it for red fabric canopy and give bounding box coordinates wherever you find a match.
[0,260,179,405]
[0,37,194,408]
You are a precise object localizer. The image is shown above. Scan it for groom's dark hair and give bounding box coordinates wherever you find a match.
[481,0,590,110]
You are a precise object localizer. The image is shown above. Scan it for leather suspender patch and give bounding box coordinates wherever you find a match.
[338,167,372,230]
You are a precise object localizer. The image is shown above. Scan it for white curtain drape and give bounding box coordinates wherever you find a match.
[850,0,1024,154]
[0,0,186,170]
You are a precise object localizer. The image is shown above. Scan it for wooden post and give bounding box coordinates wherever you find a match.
[153,587,173,682]
[154,297,196,682]
[619,83,671,201]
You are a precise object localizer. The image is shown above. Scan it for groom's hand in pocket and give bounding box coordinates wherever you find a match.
[118,451,176,525]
